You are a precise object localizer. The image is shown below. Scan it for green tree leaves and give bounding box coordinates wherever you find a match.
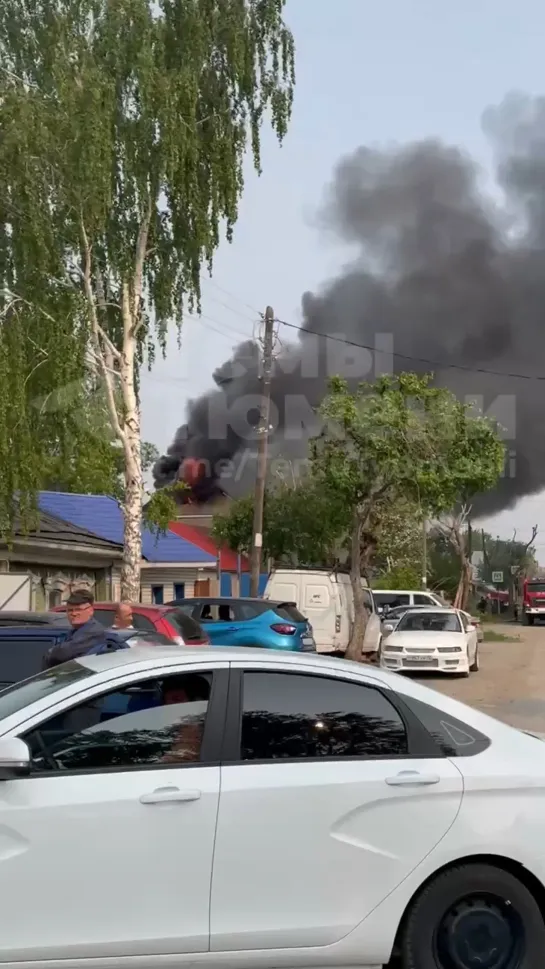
[0,0,295,585]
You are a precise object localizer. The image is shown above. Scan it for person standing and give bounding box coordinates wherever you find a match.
[44,590,108,668]
[113,601,134,630]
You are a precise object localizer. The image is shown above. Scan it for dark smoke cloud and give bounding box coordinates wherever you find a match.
[154,92,545,517]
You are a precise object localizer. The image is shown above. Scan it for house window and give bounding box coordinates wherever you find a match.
[48,590,62,608]
[151,585,164,605]
[173,583,185,601]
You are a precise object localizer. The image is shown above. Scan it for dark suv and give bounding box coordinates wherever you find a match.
[0,626,175,689]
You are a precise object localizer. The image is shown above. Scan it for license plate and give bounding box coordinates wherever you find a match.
[302,637,314,645]
[404,656,438,666]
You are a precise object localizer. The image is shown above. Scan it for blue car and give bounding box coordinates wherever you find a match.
[168,597,316,652]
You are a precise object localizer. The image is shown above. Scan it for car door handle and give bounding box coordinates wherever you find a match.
[385,771,440,786]
[139,787,201,804]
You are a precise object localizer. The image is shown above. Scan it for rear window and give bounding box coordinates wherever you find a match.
[399,695,491,757]
[272,602,307,623]
[165,609,207,643]
[373,592,410,610]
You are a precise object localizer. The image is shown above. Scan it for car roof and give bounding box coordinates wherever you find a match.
[0,624,70,638]
[55,602,175,614]
[0,611,69,624]
[396,606,458,614]
[76,644,380,675]
[178,598,287,605]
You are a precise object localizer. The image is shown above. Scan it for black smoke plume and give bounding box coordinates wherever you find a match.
[154,93,545,515]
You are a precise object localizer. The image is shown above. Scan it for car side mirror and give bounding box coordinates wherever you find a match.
[0,737,31,779]
[383,623,394,634]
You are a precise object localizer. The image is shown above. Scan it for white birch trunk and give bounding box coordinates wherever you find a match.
[81,207,151,603]
[119,321,142,601]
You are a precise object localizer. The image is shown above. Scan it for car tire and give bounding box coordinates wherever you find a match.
[470,645,479,672]
[399,862,545,969]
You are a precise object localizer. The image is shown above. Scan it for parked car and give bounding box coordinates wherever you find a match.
[168,597,316,652]
[0,646,543,966]
[382,604,484,646]
[264,568,380,654]
[380,607,479,675]
[372,588,444,615]
[52,602,208,645]
[0,625,174,689]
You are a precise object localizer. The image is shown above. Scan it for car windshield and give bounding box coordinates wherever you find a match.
[527,583,545,593]
[386,605,427,620]
[0,661,93,722]
[396,611,461,633]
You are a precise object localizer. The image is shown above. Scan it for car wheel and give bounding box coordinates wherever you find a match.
[470,645,480,673]
[399,862,545,969]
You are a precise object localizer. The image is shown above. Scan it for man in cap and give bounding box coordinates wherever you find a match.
[44,590,109,668]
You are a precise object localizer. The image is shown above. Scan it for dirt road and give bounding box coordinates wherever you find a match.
[416,623,545,731]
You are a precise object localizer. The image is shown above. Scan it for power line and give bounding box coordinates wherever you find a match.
[274,316,545,383]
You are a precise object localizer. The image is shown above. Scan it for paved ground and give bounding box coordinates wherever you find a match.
[414,623,545,732]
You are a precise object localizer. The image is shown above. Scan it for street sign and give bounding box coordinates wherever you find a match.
[492,571,504,584]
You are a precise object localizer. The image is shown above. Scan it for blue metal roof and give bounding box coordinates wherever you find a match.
[38,492,216,564]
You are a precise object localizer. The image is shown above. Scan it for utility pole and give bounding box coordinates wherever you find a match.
[250,306,275,597]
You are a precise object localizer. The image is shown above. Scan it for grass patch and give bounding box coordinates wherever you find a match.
[482,629,520,643]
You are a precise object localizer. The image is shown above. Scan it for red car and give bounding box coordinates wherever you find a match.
[51,603,209,645]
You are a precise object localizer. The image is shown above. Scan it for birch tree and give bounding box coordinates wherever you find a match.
[0,0,295,597]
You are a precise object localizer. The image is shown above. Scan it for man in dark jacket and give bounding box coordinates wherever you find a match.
[44,590,108,668]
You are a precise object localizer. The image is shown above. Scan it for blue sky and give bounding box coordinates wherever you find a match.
[141,0,545,555]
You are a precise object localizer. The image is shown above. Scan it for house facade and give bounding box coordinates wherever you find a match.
[0,510,123,609]
[38,492,218,604]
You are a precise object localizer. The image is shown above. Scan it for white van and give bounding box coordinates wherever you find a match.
[264,568,381,655]
[371,589,444,616]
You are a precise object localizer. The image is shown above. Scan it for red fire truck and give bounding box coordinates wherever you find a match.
[522,578,545,624]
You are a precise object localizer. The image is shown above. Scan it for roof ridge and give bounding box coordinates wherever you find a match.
[39,490,119,503]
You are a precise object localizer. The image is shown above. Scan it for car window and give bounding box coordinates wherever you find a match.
[236,602,261,621]
[0,637,61,686]
[0,661,93,721]
[124,632,172,646]
[131,614,156,632]
[92,610,116,627]
[414,594,434,605]
[165,610,207,642]
[240,672,407,761]
[22,671,212,773]
[399,696,491,757]
[396,611,462,633]
[271,603,307,623]
[372,592,410,610]
[195,603,235,623]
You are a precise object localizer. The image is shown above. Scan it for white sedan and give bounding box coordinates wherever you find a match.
[0,645,542,968]
[380,606,479,676]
